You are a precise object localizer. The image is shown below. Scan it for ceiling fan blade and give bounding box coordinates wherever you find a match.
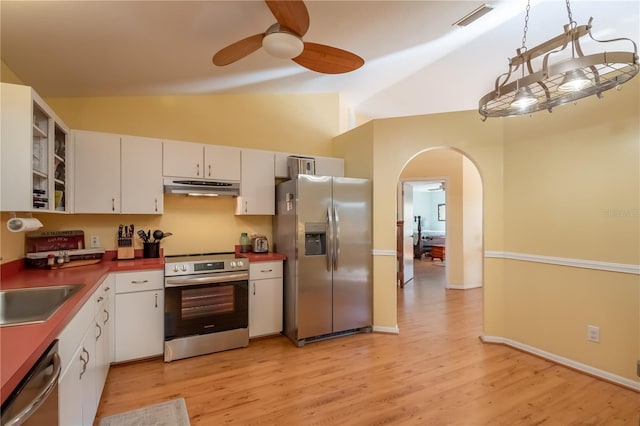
[265,0,310,37]
[293,42,364,74]
[212,33,264,66]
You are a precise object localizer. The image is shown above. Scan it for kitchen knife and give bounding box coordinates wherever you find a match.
[118,224,123,238]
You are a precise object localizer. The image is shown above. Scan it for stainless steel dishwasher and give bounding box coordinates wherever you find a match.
[0,340,61,426]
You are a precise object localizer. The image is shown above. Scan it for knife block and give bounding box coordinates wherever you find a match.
[117,237,134,260]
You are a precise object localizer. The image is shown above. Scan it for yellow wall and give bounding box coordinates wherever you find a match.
[342,79,638,382]
[498,79,639,381]
[1,61,23,84]
[47,93,341,156]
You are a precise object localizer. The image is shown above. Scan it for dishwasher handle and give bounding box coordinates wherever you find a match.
[2,350,61,426]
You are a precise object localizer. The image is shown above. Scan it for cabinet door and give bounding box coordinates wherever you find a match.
[74,130,121,213]
[204,144,241,181]
[94,291,111,398]
[81,327,98,426]
[121,135,163,213]
[315,156,344,177]
[58,344,84,426]
[249,277,283,338]
[1,83,71,212]
[236,149,275,215]
[163,140,203,178]
[115,290,164,362]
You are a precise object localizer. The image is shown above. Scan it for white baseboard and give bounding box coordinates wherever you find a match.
[446,283,483,290]
[373,325,400,334]
[481,335,640,392]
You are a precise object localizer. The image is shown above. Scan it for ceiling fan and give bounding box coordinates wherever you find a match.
[212,0,364,74]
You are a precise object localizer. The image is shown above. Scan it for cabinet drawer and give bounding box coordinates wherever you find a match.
[115,270,163,294]
[249,261,282,280]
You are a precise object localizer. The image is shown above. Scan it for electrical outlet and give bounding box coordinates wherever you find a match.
[90,235,100,248]
[587,325,600,343]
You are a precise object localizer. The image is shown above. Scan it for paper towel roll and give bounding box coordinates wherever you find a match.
[7,218,43,232]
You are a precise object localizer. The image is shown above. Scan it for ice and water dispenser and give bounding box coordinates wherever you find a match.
[304,223,326,256]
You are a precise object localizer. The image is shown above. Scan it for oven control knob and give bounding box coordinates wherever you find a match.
[172,265,179,273]
[236,260,244,268]
[230,261,237,268]
[180,264,188,272]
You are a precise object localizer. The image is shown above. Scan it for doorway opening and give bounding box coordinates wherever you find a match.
[396,147,483,292]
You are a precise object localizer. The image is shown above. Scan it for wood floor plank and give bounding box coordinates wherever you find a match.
[95,260,640,425]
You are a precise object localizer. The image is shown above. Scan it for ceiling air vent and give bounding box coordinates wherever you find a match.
[452,4,494,27]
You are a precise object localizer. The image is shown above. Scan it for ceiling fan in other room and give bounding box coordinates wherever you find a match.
[212,0,364,74]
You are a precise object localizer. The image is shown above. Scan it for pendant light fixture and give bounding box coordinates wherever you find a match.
[479,0,638,119]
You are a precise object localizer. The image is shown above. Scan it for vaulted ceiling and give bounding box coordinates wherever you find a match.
[2,1,638,120]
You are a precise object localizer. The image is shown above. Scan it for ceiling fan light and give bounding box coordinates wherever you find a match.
[262,32,304,59]
[510,86,538,108]
[558,68,592,92]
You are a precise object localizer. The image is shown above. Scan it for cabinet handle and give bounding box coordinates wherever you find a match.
[196,163,200,176]
[96,295,104,303]
[208,164,212,177]
[260,269,273,273]
[111,198,115,211]
[155,198,158,212]
[79,348,89,379]
[244,200,248,213]
[253,283,256,296]
[79,354,87,379]
[131,280,148,284]
[95,323,102,341]
[155,293,158,308]
[104,286,110,292]
[103,309,109,325]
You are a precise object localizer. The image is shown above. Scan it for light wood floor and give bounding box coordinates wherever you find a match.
[95,259,639,425]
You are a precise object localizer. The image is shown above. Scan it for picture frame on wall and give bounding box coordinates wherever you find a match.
[438,204,446,221]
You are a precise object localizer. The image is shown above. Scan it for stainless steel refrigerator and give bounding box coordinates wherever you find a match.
[275,175,372,347]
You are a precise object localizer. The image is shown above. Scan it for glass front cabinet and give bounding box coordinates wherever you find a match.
[1,83,71,213]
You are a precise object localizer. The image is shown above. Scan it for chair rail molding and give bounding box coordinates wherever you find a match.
[484,251,640,275]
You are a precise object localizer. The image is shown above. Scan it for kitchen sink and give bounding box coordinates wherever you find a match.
[0,284,84,327]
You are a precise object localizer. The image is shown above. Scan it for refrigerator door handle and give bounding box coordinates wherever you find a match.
[333,206,340,271]
[327,206,334,272]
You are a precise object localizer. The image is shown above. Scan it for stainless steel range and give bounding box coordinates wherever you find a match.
[163,252,249,362]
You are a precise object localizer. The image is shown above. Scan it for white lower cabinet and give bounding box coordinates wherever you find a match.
[249,261,283,338]
[58,278,112,426]
[114,270,164,362]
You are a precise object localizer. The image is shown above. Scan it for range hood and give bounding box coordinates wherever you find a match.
[163,178,240,197]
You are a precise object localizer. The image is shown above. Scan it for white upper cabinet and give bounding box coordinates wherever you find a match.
[236,149,275,215]
[163,140,240,181]
[274,152,344,178]
[162,140,204,178]
[315,156,345,177]
[74,131,121,214]
[204,145,241,181]
[74,131,163,214]
[121,135,163,214]
[1,83,71,212]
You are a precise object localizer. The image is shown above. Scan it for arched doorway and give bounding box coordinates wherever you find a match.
[397,147,483,291]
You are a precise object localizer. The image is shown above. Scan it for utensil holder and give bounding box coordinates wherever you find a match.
[143,242,160,258]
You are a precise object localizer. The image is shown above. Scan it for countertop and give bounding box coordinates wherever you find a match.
[0,252,164,405]
[234,246,287,263]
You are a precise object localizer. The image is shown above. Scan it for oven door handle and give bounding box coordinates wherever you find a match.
[165,272,249,287]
